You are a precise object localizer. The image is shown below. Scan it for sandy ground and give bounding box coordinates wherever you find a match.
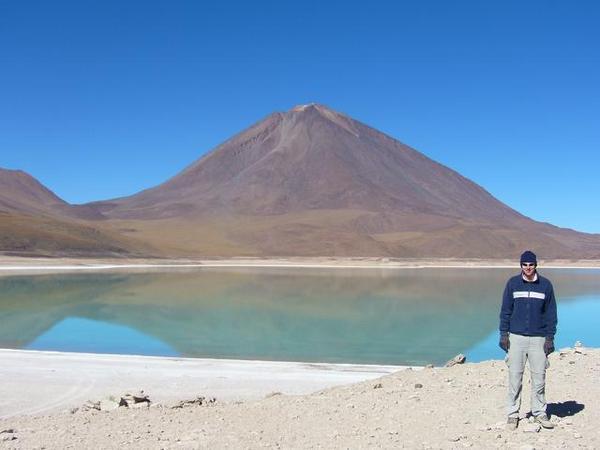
[0,347,597,449]
[0,350,402,419]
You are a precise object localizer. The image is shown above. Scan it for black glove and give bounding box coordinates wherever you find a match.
[499,333,510,352]
[544,337,555,355]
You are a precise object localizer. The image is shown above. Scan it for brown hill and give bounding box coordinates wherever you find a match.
[89,104,600,259]
[0,168,68,215]
[0,169,155,257]
[0,168,103,220]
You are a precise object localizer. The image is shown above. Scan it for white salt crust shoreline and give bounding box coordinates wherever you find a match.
[1,260,600,273]
[0,349,409,420]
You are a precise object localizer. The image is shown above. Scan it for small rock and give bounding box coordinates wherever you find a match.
[131,390,149,401]
[445,354,466,367]
[81,400,101,411]
[373,383,383,389]
[496,433,502,439]
[449,436,461,442]
[425,364,434,369]
[171,396,216,409]
[573,433,582,439]
[122,390,151,407]
[563,417,573,425]
[414,383,423,389]
[1,435,17,442]
[0,429,15,434]
[569,361,576,365]
[574,340,583,348]
[265,391,283,398]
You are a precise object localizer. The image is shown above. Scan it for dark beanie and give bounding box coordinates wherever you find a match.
[520,250,537,265]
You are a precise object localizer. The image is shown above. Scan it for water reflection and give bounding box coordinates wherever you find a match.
[26,317,178,356]
[0,268,599,365]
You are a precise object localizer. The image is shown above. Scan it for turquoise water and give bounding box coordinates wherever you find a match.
[0,267,599,366]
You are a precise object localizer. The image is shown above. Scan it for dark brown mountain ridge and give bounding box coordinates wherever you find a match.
[0,168,105,220]
[0,168,67,216]
[0,168,155,257]
[3,104,600,258]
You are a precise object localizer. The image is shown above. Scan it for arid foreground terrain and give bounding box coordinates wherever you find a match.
[1,347,597,449]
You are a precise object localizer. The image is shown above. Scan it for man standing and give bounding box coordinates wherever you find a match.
[499,250,557,430]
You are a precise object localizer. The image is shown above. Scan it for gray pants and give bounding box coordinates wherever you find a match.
[506,333,549,418]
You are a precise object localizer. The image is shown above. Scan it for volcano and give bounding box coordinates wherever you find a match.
[95,104,527,223]
[81,104,600,258]
[3,104,600,258]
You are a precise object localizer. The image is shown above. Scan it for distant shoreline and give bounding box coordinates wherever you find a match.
[1,256,600,274]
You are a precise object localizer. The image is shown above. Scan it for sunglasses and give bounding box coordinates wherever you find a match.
[521,263,536,268]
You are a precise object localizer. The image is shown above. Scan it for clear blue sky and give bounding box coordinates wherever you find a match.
[1,1,599,233]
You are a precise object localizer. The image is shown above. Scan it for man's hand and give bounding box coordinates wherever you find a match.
[499,333,510,352]
[544,337,555,355]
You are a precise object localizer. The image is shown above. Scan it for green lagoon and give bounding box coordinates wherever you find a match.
[1,267,599,366]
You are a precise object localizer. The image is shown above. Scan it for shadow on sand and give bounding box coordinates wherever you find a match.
[547,401,585,418]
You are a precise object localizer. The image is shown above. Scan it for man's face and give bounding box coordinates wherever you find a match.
[521,262,537,278]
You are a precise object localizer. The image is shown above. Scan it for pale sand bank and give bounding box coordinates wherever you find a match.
[0,349,405,419]
[1,256,600,276]
[1,348,598,449]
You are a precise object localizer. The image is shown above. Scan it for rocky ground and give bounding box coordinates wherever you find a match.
[1,347,597,449]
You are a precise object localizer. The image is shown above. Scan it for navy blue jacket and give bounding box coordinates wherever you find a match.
[499,273,557,338]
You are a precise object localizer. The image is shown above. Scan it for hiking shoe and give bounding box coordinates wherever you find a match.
[534,414,555,429]
[506,417,519,431]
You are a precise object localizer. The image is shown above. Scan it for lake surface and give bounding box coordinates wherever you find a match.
[1,267,599,366]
